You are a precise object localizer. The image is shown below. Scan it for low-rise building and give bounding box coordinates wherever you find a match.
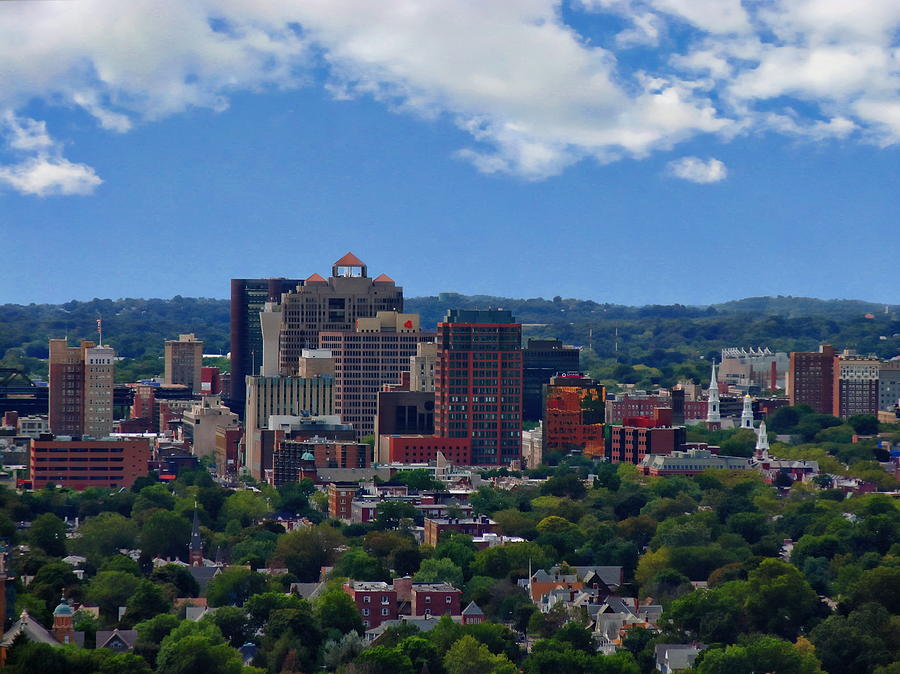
[423,516,497,547]
[411,582,461,618]
[641,449,750,477]
[30,435,151,490]
[343,581,398,630]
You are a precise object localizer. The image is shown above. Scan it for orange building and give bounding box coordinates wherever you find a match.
[30,436,150,490]
[543,374,605,458]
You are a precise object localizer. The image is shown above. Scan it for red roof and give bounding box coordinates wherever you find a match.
[306,273,326,283]
[373,273,394,283]
[334,252,365,267]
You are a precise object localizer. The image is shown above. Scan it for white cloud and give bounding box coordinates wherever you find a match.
[667,156,727,183]
[0,156,102,197]
[0,0,897,187]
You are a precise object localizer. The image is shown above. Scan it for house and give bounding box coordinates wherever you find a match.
[461,601,485,625]
[410,582,461,618]
[655,644,704,673]
[96,629,138,652]
[0,600,85,666]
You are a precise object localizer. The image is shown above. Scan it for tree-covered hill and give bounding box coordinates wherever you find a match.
[0,294,897,384]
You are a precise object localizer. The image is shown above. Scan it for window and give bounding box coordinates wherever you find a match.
[381,595,390,604]
[362,608,369,616]
[363,595,371,603]
[381,608,389,616]
[446,596,452,604]
[425,596,431,603]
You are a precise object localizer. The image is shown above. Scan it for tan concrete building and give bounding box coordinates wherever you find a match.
[164,334,204,393]
[182,395,239,460]
[410,342,437,392]
[278,253,404,375]
[320,312,435,439]
[244,375,335,479]
[49,339,115,437]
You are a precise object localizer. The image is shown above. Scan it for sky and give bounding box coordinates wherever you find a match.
[0,0,898,307]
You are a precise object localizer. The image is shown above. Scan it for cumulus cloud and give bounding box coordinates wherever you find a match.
[0,0,897,189]
[667,156,727,183]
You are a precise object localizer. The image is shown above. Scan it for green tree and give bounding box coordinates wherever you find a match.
[332,547,388,581]
[354,645,415,674]
[151,563,200,598]
[139,510,191,560]
[315,588,364,636]
[156,634,244,674]
[206,567,268,607]
[272,523,346,581]
[85,570,141,622]
[847,414,879,436]
[200,606,252,647]
[28,512,67,557]
[122,579,172,627]
[444,635,517,674]
[244,592,303,629]
[414,557,465,588]
[71,512,138,563]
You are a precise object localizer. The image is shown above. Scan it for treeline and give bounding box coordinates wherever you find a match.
[1,295,897,387]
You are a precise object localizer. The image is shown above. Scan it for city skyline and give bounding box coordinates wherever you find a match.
[1,2,898,306]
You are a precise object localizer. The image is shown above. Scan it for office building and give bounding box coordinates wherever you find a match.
[542,373,605,458]
[788,345,836,414]
[182,395,240,460]
[833,352,880,418]
[230,277,303,407]
[48,339,115,438]
[382,435,471,465]
[434,309,523,466]
[610,408,686,465]
[164,334,204,393]
[523,339,580,421]
[409,342,437,392]
[641,448,750,476]
[374,390,435,463]
[244,375,334,479]
[30,435,150,490]
[272,439,370,485]
[319,311,434,439]
[278,254,404,375]
[879,360,900,412]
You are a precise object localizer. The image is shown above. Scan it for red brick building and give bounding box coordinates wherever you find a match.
[434,309,523,466]
[609,409,685,465]
[410,582,461,617]
[423,516,497,547]
[328,482,358,521]
[384,435,472,465]
[30,436,151,490]
[543,374,605,458]
[343,581,397,630]
[789,345,836,414]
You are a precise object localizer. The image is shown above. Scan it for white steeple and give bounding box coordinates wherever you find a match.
[741,394,754,429]
[755,420,769,459]
[706,360,720,423]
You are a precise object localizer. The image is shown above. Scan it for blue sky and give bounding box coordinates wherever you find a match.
[1,1,898,306]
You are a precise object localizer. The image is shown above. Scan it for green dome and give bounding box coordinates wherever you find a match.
[54,599,73,615]
[301,452,315,461]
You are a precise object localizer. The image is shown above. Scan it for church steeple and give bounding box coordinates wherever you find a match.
[741,394,754,429]
[189,506,203,566]
[706,360,721,428]
[755,421,770,460]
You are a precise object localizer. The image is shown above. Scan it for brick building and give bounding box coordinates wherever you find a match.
[609,408,685,465]
[434,309,523,466]
[164,334,204,393]
[328,482,359,521]
[411,582,461,618]
[423,516,497,547]
[30,435,150,490]
[48,339,115,438]
[343,581,398,630]
[833,352,880,418]
[789,345,837,414]
[382,435,471,465]
[273,439,370,486]
[542,373,605,458]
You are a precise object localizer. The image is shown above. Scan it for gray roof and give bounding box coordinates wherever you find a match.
[655,644,704,672]
[96,629,138,650]
[0,611,59,647]
[461,601,484,616]
[188,565,222,594]
[289,582,326,600]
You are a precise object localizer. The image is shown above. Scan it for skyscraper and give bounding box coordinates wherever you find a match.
[523,339,580,421]
[164,333,204,393]
[48,339,115,437]
[788,345,836,414]
[434,309,523,465]
[230,277,303,408]
[278,254,403,375]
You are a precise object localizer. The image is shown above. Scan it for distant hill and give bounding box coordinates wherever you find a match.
[0,295,897,385]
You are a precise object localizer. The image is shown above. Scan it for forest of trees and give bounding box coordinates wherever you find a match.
[1,295,897,387]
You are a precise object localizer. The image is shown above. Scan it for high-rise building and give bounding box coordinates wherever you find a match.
[788,345,836,414]
[523,339,580,421]
[244,375,334,479]
[49,339,115,437]
[833,352,880,418]
[278,254,403,375]
[230,277,303,407]
[410,342,437,392]
[164,334,204,393]
[879,360,900,412]
[434,309,523,466]
[182,395,240,460]
[542,373,605,458]
[319,311,434,439]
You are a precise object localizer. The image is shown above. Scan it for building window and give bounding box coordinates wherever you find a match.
[362,608,369,616]
[381,608,389,616]
[446,596,452,604]
[363,595,371,603]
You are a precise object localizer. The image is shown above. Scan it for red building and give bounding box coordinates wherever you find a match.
[200,367,222,395]
[434,309,522,466]
[384,435,471,465]
[543,374,605,458]
[411,582,461,618]
[423,516,497,547]
[343,581,398,630]
[609,408,685,465]
[789,345,836,414]
[328,482,358,521]
[30,436,151,490]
